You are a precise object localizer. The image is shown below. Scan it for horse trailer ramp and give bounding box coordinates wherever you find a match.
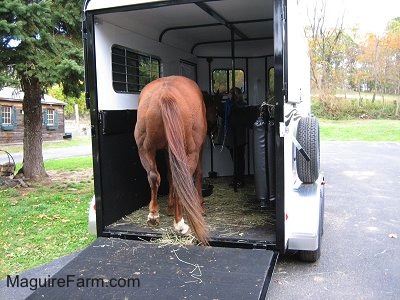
[27,238,277,299]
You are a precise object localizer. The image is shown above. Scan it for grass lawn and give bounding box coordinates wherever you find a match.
[0,156,95,280]
[320,119,400,142]
[0,135,91,154]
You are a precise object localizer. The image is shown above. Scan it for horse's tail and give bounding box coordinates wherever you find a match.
[160,95,208,245]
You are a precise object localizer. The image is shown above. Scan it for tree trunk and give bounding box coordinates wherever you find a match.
[21,76,48,180]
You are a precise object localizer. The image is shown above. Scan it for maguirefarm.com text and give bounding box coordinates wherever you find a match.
[7,274,140,291]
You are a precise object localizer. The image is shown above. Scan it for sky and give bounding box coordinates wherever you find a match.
[309,0,400,36]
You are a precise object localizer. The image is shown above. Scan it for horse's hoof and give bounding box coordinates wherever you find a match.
[147,213,160,227]
[147,218,160,227]
[174,218,191,235]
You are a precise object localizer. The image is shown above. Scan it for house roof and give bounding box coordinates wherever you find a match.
[0,87,66,106]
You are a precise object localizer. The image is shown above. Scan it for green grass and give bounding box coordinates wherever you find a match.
[44,156,93,171]
[320,119,400,141]
[13,156,93,175]
[0,156,95,280]
[0,135,91,154]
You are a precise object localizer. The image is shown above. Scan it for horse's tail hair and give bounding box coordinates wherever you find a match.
[160,95,208,245]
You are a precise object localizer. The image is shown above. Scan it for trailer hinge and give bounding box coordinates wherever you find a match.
[282,4,287,21]
[283,82,288,102]
[81,22,87,40]
[279,122,288,137]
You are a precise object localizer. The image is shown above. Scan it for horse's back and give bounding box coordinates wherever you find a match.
[139,76,204,109]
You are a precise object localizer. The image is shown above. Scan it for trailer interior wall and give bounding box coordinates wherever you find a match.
[94,18,198,110]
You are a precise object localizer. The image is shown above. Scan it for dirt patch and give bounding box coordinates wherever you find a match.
[0,169,93,190]
[46,169,93,183]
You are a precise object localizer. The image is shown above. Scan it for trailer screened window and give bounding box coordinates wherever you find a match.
[112,45,160,93]
[212,69,245,94]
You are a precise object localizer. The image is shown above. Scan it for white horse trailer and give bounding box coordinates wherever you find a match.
[30,0,324,298]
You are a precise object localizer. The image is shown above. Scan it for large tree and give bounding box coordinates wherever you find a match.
[0,0,84,180]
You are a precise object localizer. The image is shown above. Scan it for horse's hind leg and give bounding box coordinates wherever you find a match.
[138,148,160,226]
[173,191,190,235]
[147,168,161,226]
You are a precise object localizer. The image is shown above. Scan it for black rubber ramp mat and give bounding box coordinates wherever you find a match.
[27,237,277,299]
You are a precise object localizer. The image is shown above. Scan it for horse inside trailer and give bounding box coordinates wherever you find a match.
[28,0,325,298]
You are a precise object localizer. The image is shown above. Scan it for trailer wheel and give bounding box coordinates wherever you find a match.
[296,116,320,183]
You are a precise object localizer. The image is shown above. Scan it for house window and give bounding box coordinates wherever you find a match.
[111,45,160,93]
[47,109,55,126]
[1,106,12,125]
[43,108,58,130]
[212,69,245,94]
[0,106,17,131]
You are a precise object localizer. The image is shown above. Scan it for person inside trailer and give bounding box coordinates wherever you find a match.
[216,87,247,188]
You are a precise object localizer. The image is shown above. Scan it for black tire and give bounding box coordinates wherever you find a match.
[296,116,320,183]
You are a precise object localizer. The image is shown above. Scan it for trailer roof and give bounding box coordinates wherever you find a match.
[84,0,274,57]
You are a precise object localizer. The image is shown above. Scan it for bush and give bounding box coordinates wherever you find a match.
[312,97,400,120]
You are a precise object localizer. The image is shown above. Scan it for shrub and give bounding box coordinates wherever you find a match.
[312,97,400,120]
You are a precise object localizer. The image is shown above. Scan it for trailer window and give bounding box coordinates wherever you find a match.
[212,69,245,93]
[111,45,160,93]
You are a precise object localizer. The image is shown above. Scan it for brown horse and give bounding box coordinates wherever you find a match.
[134,76,208,244]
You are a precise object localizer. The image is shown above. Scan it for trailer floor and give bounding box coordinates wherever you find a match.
[107,176,276,244]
